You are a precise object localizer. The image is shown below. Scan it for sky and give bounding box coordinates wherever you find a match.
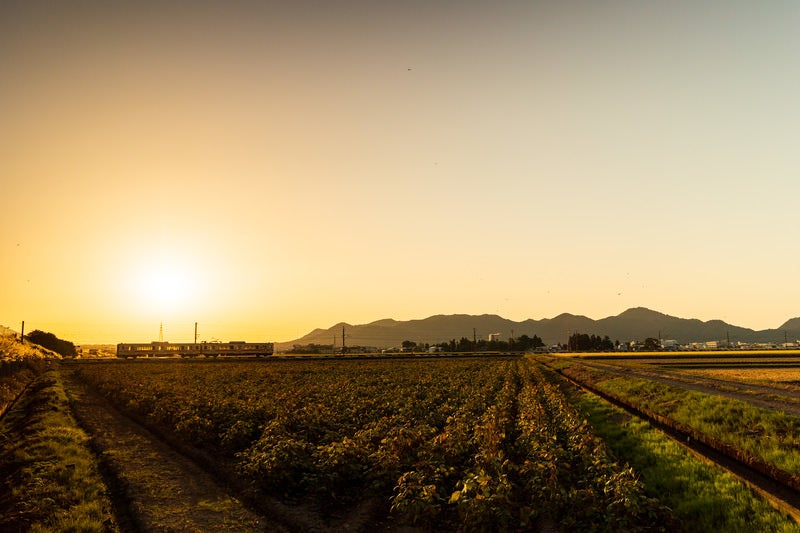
[2,1,800,344]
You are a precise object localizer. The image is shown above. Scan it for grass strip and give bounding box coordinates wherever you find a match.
[575,391,800,533]
[594,375,800,478]
[0,369,118,532]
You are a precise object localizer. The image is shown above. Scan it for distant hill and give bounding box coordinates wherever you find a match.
[276,308,800,351]
[780,317,800,331]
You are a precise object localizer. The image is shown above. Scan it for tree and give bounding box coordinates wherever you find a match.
[25,330,77,357]
[643,337,661,351]
[401,340,417,352]
[510,334,545,352]
[456,337,475,352]
[568,333,615,352]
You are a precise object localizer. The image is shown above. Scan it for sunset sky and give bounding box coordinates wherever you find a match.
[2,1,800,345]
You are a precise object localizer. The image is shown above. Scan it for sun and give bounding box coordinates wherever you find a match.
[133,262,196,314]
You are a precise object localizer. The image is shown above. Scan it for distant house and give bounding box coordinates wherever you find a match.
[488,333,502,342]
[660,339,678,351]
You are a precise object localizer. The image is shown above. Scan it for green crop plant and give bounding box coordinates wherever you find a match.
[75,358,673,530]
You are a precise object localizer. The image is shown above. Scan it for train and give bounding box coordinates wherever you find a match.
[116,341,274,359]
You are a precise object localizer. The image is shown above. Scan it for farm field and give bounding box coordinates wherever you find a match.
[71,357,671,531]
[4,353,800,530]
[683,368,800,385]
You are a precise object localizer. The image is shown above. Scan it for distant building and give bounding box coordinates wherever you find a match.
[660,339,678,350]
[488,333,502,342]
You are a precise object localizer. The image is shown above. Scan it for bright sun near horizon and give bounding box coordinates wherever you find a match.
[2,1,800,344]
[131,262,196,315]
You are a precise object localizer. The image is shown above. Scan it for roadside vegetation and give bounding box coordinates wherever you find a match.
[571,386,799,532]
[0,369,118,531]
[0,334,57,362]
[0,334,54,417]
[563,363,800,478]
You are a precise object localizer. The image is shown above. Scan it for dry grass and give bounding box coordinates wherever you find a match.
[0,334,58,361]
[685,368,800,384]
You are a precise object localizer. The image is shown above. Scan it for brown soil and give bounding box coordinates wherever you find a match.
[61,368,279,532]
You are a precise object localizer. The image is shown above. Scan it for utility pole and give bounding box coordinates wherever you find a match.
[342,325,346,355]
[473,328,477,345]
[194,322,198,344]
[20,320,24,343]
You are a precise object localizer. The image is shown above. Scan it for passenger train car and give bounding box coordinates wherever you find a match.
[116,341,274,358]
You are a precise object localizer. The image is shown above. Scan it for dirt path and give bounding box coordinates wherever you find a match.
[61,367,283,532]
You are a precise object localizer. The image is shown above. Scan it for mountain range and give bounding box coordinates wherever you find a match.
[277,307,800,350]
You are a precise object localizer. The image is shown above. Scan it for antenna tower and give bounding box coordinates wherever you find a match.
[159,322,164,342]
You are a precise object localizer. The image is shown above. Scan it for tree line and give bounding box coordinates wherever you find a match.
[427,334,545,353]
[287,332,657,354]
[567,333,615,352]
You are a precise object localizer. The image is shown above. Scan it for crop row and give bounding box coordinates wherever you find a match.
[75,358,671,530]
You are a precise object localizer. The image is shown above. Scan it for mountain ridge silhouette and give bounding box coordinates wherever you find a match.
[277,307,800,350]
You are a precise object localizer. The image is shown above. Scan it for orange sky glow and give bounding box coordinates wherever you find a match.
[2,1,800,344]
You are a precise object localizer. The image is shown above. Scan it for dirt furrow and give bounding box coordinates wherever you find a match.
[61,368,279,532]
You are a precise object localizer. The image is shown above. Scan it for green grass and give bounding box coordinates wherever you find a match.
[595,376,800,477]
[0,369,118,531]
[575,391,800,532]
